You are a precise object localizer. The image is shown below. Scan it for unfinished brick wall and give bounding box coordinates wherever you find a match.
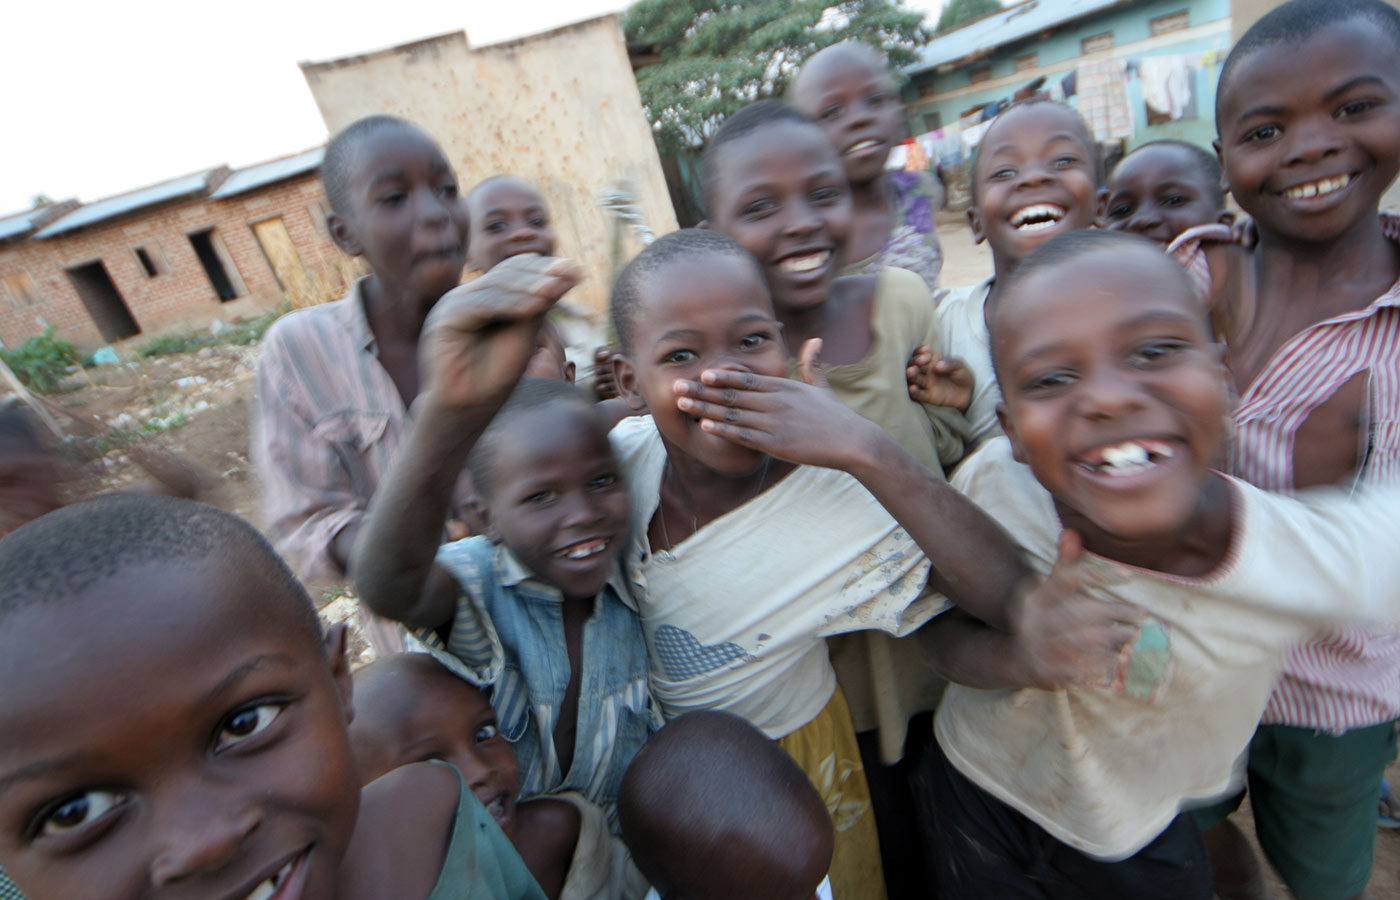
[0,174,354,350]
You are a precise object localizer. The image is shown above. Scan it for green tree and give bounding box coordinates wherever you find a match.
[625,1,931,155]
[936,0,1003,33]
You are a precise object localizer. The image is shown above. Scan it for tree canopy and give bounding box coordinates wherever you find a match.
[936,0,1003,33]
[624,1,930,155]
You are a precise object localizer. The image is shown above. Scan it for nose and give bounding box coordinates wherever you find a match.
[1283,116,1344,168]
[1076,365,1148,421]
[560,490,605,529]
[507,222,540,244]
[450,749,496,794]
[1126,205,1162,235]
[413,187,452,229]
[150,792,262,886]
[780,201,822,238]
[1014,164,1054,191]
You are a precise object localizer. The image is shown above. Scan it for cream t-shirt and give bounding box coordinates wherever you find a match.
[934,278,1001,450]
[938,438,1400,860]
[611,416,948,739]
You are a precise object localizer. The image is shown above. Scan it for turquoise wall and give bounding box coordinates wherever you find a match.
[906,0,1232,152]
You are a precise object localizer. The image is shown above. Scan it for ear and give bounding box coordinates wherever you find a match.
[995,402,1028,465]
[614,352,649,412]
[563,360,577,384]
[1095,187,1110,227]
[323,623,355,725]
[327,213,363,258]
[967,207,986,245]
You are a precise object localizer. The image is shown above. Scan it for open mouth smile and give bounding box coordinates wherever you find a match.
[776,249,832,275]
[843,138,884,157]
[1010,204,1066,232]
[241,848,309,900]
[1279,173,1353,201]
[556,537,609,561]
[1074,438,1176,477]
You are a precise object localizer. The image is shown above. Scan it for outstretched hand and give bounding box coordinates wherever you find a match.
[672,338,880,471]
[906,344,974,412]
[1009,531,1143,691]
[419,254,582,411]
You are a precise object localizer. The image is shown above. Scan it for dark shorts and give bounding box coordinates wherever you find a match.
[912,740,1213,900]
[1195,720,1398,900]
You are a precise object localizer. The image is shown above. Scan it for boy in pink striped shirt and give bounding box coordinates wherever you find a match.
[1173,2,1400,897]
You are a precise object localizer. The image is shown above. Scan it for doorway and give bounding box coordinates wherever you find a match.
[65,261,140,342]
[188,228,241,301]
[252,217,307,295]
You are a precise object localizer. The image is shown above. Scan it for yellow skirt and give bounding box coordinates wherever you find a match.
[779,687,887,900]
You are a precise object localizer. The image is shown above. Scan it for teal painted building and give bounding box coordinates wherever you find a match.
[903,0,1233,164]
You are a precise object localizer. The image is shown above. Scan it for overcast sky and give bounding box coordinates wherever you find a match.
[0,0,950,214]
[0,0,634,212]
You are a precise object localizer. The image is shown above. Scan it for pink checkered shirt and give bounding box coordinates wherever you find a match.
[1171,215,1400,733]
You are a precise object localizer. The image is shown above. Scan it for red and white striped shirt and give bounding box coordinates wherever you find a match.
[1172,215,1400,732]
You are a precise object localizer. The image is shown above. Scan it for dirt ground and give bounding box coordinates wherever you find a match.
[24,217,1400,894]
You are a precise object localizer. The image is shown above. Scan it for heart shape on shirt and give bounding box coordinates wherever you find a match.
[653,624,747,680]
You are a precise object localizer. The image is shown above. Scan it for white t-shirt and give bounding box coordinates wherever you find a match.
[934,278,1001,450]
[938,438,1400,860]
[610,417,948,739]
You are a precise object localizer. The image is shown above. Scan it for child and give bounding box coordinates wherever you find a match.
[619,711,834,900]
[1168,3,1400,896]
[253,114,471,654]
[901,230,1400,899]
[700,97,971,896]
[350,653,648,899]
[790,41,944,293]
[923,100,1102,450]
[466,175,557,273]
[1103,140,1233,246]
[353,254,655,827]
[605,228,1095,898]
[0,495,544,899]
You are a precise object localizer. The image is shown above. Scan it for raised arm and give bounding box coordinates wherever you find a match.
[352,256,582,630]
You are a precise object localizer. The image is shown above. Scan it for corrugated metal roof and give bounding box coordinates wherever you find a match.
[211,147,325,200]
[0,207,45,242]
[909,0,1133,73]
[34,170,217,239]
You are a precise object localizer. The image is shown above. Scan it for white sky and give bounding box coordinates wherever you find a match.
[0,0,630,213]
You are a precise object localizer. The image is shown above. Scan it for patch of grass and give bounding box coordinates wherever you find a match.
[0,327,79,393]
[136,307,288,359]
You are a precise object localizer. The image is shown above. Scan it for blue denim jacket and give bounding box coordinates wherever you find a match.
[417,536,657,824]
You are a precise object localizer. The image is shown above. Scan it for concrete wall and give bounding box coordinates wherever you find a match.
[0,175,355,349]
[907,0,1232,151]
[301,15,678,320]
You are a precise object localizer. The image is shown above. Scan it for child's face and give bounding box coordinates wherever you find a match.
[466,178,557,272]
[1217,21,1400,245]
[483,404,629,601]
[995,245,1230,542]
[1104,145,1226,245]
[349,657,521,837]
[792,53,903,187]
[615,254,787,478]
[970,105,1100,266]
[707,122,853,314]
[0,560,358,899]
[329,126,469,305]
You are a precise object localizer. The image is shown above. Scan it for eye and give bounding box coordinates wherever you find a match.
[1130,340,1187,366]
[484,220,507,234]
[528,215,548,228]
[990,167,1016,181]
[661,349,697,365]
[867,92,888,107]
[1336,98,1379,119]
[379,191,407,207]
[588,473,619,491]
[523,490,557,506]
[438,183,458,199]
[820,105,842,121]
[1022,370,1076,393]
[215,702,284,753]
[1052,156,1078,170]
[741,198,776,219]
[739,331,772,350]
[33,790,128,839]
[1160,194,1188,208]
[475,723,501,743]
[810,186,843,205]
[1107,201,1132,219]
[1242,123,1280,143]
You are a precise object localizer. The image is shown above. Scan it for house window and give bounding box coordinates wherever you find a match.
[1081,32,1115,54]
[1,271,40,309]
[969,64,993,85]
[1015,52,1038,72]
[134,246,161,277]
[1150,10,1190,36]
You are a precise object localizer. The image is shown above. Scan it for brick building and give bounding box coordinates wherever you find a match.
[0,147,357,350]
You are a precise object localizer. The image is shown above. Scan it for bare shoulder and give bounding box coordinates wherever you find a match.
[338,762,461,899]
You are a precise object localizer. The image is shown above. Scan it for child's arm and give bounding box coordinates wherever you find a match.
[922,532,1139,690]
[353,256,582,630]
[675,339,1026,629]
[906,344,974,412]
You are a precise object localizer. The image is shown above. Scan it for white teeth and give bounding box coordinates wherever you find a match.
[246,878,276,900]
[562,539,607,560]
[845,139,880,155]
[1284,174,1351,200]
[1102,443,1149,469]
[1089,440,1174,476]
[1010,204,1066,229]
[778,251,830,273]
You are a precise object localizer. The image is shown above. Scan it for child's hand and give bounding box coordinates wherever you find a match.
[592,346,619,400]
[420,255,582,411]
[673,338,880,471]
[906,344,974,412]
[1009,531,1142,691]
